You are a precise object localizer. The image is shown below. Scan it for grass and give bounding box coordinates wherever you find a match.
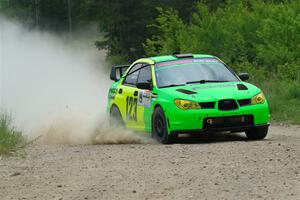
[0,113,25,155]
[241,66,300,124]
[259,79,300,124]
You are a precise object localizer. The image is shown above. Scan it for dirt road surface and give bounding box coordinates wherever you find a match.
[0,125,299,200]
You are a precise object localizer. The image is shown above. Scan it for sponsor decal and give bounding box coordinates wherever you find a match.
[138,90,151,107]
[156,58,218,68]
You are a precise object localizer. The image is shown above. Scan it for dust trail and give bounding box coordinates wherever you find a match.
[42,118,151,145]
[0,17,150,144]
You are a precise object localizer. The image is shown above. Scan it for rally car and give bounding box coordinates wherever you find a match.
[107,53,270,144]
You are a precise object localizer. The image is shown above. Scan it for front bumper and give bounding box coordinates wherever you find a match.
[171,123,270,135]
[165,103,270,134]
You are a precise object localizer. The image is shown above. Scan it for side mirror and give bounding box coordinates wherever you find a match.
[110,65,129,82]
[136,82,152,90]
[238,73,249,81]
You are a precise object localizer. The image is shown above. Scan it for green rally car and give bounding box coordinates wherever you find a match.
[107,53,270,143]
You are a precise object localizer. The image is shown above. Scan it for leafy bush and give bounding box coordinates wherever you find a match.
[0,113,25,155]
[145,1,300,74]
[144,1,300,123]
[258,79,300,124]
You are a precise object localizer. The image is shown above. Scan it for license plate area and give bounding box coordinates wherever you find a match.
[203,115,254,129]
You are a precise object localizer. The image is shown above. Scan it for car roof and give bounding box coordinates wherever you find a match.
[149,54,215,63]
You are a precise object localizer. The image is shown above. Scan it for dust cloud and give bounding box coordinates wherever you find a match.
[0,17,150,144]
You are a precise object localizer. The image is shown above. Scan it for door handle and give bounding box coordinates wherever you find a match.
[133,91,138,96]
[119,88,123,94]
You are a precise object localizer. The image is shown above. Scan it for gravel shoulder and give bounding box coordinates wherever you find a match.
[0,124,299,200]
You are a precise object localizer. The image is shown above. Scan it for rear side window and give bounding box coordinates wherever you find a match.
[137,65,151,84]
[123,64,142,86]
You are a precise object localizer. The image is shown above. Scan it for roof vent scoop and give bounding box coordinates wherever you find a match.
[237,84,248,90]
[173,53,194,59]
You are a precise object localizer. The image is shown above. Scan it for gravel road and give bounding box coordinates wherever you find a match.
[0,125,299,200]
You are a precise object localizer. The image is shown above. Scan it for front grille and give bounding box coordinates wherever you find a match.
[218,99,238,110]
[238,99,251,106]
[199,102,215,109]
[203,115,254,129]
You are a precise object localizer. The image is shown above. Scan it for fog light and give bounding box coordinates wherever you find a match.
[207,119,213,124]
[241,116,245,122]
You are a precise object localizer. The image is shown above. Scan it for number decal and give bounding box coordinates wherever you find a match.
[126,96,137,121]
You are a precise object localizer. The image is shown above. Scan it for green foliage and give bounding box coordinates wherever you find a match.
[0,0,201,61]
[0,0,12,16]
[145,1,300,73]
[0,0,93,32]
[2,0,300,123]
[260,80,300,124]
[36,0,92,32]
[92,0,199,61]
[0,0,34,21]
[144,0,300,123]
[144,8,186,56]
[0,113,25,155]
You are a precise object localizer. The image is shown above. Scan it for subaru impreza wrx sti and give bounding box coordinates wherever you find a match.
[107,53,270,144]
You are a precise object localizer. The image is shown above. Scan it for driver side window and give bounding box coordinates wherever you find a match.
[137,65,152,84]
[123,64,142,86]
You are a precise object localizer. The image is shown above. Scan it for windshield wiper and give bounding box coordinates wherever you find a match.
[160,84,186,88]
[186,80,228,84]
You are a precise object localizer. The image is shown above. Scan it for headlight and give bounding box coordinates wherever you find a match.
[251,92,265,104]
[174,99,201,110]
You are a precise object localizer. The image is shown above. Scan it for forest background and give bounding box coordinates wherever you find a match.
[1,0,299,123]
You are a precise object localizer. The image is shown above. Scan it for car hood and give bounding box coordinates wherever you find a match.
[158,82,261,102]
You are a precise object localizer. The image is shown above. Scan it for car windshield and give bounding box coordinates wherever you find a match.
[154,58,239,88]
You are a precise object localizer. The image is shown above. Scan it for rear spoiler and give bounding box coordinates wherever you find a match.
[110,65,130,82]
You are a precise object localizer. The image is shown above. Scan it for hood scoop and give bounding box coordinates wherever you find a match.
[237,84,248,90]
[176,89,197,95]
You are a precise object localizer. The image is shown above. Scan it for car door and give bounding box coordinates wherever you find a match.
[119,63,142,129]
[136,64,153,129]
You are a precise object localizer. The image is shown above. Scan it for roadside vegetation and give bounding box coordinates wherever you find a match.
[1,0,299,123]
[262,80,300,123]
[144,1,300,123]
[0,113,25,155]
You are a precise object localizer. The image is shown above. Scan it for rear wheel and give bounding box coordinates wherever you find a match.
[152,107,173,144]
[245,126,268,140]
[110,105,124,127]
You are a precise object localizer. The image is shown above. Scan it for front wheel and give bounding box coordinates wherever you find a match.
[152,107,173,144]
[245,126,268,140]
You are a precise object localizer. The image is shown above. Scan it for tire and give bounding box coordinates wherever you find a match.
[245,126,268,140]
[152,107,173,144]
[110,105,124,127]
